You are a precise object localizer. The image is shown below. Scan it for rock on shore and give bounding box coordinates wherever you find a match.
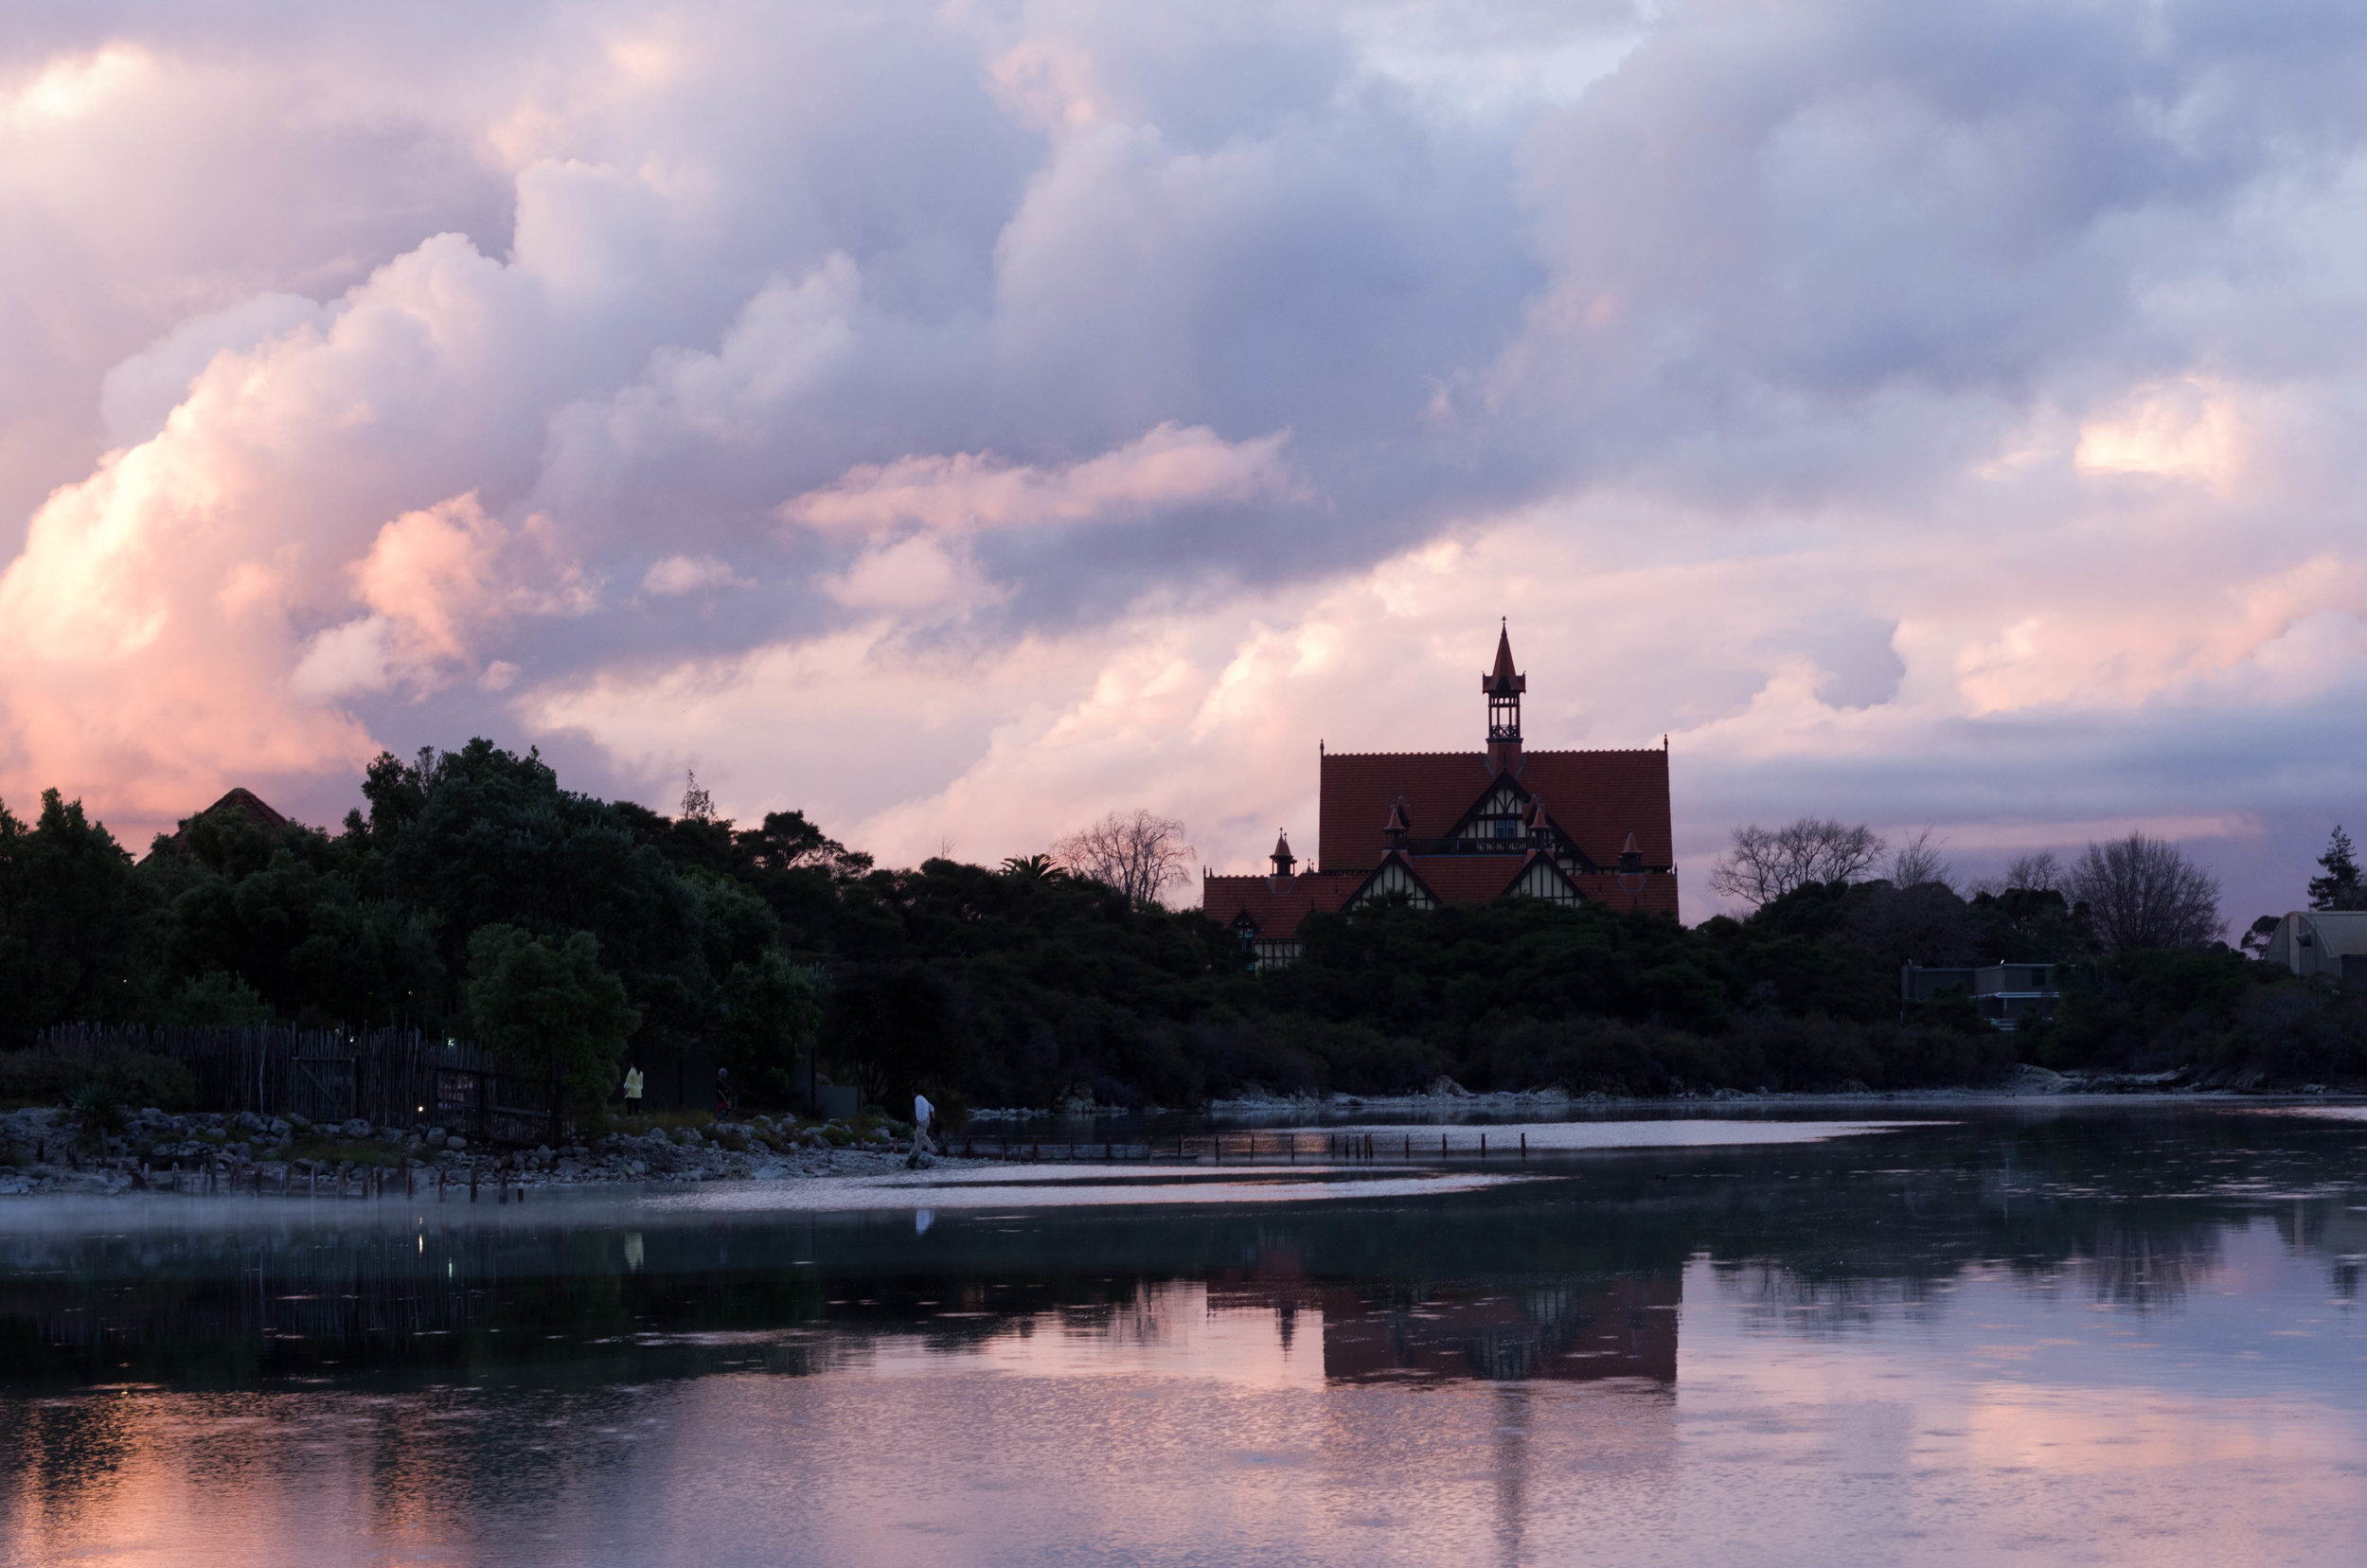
[0,1105,959,1198]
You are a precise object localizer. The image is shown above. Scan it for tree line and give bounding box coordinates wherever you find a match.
[4,752,2364,1118]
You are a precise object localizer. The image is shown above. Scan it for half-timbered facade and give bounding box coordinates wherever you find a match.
[1201,626,1677,967]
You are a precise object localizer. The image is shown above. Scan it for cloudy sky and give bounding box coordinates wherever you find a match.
[4,0,2365,924]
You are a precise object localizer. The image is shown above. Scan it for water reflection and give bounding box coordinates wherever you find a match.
[2,1105,2365,1566]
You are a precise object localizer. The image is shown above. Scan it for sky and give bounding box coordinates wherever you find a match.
[4,0,2367,925]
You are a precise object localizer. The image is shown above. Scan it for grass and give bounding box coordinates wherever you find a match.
[284,1135,409,1169]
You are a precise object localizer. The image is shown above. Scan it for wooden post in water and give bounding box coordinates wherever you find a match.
[1521,1132,1527,1163]
[1441,1133,1448,1158]
[1481,1133,1487,1161]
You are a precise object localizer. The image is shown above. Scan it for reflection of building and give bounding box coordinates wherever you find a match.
[1901,962,2060,1029]
[2262,911,2367,981]
[1205,1254,1680,1384]
[1201,625,1679,969]
[1318,1275,1678,1383]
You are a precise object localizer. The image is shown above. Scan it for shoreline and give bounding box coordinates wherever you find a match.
[0,1105,973,1200]
[7,1074,2355,1201]
[981,1064,2365,1124]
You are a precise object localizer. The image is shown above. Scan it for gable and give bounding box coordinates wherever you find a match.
[1347,856,1437,910]
[1507,854,1581,904]
[1450,779,1530,846]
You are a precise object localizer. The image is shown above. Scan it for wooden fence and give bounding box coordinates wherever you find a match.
[34,1024,562,1146]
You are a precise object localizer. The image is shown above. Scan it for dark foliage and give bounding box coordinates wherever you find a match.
[6,752,2360,1108]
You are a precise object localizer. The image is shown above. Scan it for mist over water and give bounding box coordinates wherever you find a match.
[4,1104,2364,1565]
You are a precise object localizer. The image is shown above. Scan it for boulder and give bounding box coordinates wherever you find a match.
[2004,1063,2069,1096]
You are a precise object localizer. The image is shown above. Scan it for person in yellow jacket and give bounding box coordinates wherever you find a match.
[622,1064,644,1119]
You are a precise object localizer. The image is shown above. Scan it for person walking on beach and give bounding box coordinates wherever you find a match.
[912,1093,937,1162]
[622,1063,644,1118]
[715,1066,735,1118]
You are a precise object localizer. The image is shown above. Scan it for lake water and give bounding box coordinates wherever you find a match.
[4,1103,2365,1566]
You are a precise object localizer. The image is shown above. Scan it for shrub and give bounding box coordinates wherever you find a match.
[0,1046,196,1111]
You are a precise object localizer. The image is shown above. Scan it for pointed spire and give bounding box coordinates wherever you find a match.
[1383,800,1411,849]
[1527,799,1551,837]
[1483,617,1525,696]
[1271,829,1296,877]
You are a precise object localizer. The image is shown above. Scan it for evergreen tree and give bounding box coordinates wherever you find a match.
[2308,826,2364,911]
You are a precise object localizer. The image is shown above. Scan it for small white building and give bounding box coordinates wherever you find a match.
[2261,911,2367,981]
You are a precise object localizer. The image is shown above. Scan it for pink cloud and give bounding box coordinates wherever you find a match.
[783,422,1297,534]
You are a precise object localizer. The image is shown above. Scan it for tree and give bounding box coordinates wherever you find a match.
[0,790,145,1046]
[2003,851,2064,895]
[1708,819,1887,907]
[2066,833,2222,953]
[734,808,873,879]
[1052,809,1194,908]
[2308,827,2363,911]
[1888,828,1951,890]
[2241,914,2280,959]
[717,950,825,1108]
[465,924,641,1129]
[1968,886,2089,964]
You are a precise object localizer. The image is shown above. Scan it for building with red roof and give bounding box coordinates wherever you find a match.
[1201,624,1678,966]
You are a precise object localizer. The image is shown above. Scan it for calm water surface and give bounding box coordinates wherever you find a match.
[5,1103,2365,1566]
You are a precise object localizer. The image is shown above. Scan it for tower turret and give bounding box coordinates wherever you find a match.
[1483,619,1525,774]
[1271,829,1296,878]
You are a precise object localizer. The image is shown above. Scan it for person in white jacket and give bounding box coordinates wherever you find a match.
[912,1094,937,1157]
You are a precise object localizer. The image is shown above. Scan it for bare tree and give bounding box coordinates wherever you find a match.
[1709,818,1888,907]
[2003,851,2064,895]
[1888,828,1952,890]
[2066,832,2223,953]
[1052,810,1195,908]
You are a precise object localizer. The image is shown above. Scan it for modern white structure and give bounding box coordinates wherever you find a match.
[2260,911,2367,981]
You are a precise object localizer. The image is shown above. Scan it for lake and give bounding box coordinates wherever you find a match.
[4,1102,2364,1565]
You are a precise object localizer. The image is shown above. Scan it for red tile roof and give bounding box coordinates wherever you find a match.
[1394,854,1526,903]
[1319,748,1672,873]
[1201,849,1680,937]
[1201,870,1362,938]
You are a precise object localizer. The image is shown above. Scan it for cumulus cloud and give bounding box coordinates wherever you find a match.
[295,493,595,697]
[5,0,2367,927]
